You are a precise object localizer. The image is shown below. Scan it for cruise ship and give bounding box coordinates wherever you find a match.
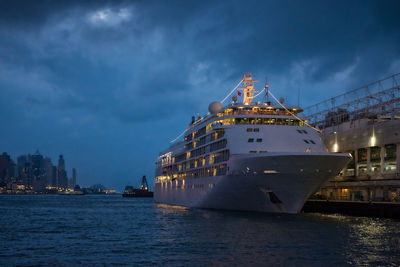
[154,73,351,213]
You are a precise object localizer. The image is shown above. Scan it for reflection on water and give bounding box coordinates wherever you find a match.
[346,217,400,265]
[156,203,190,213]
[0,195,399,266]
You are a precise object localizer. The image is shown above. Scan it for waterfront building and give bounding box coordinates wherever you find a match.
[51,166,57,187]
[32,150,46,192]
[17,154,30,177]
[0,152,15,187]
[304,73,400,202]
[72,168,76,189]
[18,155,33,189]
[44,157,55,187]
[57,155,68,189]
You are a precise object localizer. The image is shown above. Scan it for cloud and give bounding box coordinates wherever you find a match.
[0,0,399,189]
[88,7,132,27]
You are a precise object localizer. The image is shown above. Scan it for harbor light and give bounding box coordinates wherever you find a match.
[370,125,376,146]
[333,143,339,152]
[333,131,338,152]
[370,135,376,147]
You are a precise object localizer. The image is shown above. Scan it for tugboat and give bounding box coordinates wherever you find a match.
[122,175,154,197]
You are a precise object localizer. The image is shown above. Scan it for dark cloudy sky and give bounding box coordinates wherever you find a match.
[1,0,399,190]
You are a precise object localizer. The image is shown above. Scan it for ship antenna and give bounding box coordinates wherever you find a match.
[264,77,269,103]
[141,175,149,190]
[242,72,258,104]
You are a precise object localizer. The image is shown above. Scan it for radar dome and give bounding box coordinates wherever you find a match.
[208,101,223,114]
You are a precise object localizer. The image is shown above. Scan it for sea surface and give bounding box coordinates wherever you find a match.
[1,195,399,266]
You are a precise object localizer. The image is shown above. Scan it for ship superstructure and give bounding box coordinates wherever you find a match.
[154,73,351,213]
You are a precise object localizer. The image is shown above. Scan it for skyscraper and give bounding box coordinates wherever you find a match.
[32,150,46,192]
[18,154,33,188]
[0,152,12,186]
[57,155,68,189]
[72,168,76,188]
[51,166,57,187]
[44,157,55,187]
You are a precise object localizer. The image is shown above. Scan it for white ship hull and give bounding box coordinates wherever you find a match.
[154,73,352,214]
[154,152,350,214]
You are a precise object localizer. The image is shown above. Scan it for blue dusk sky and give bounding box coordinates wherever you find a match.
[0,0,399,190]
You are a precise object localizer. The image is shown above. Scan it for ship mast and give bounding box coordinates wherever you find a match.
[140,175,149,190]
[242,72,258,104]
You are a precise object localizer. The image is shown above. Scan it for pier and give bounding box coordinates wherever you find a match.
[303,73,400,217]
[302,200,400,219]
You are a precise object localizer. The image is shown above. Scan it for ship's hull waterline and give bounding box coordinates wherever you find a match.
[154,153,351,214]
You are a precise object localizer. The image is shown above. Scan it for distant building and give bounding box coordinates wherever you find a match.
[43,157,55,187]
[32,150,46,192]
[57,155,68,189]
[304,73,400,202]
[72,168,76,188]
[17,154,30,177]
[0,152,15,187]
[18,154,33,188]
[51,166,57,187]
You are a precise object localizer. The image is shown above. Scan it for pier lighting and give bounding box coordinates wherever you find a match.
[370,135,376,147]
[333,143,339,152]
[333,131,338,152]
[370,126,376,146]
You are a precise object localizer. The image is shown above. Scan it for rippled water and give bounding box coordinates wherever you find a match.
[1,195,399,266]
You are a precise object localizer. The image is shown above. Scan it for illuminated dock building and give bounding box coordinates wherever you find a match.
[304,73,400,202]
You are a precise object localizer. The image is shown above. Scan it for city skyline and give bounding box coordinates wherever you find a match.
[0,0,399,190]
[0,150,77,191]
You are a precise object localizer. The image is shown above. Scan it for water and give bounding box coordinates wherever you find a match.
[1,195,399,266]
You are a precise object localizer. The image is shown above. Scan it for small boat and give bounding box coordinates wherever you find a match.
[122,176,154,197]
[57,190,84,195]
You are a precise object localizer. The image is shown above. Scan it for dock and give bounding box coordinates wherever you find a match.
[303,73,400,214]
[302,200,400,219]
